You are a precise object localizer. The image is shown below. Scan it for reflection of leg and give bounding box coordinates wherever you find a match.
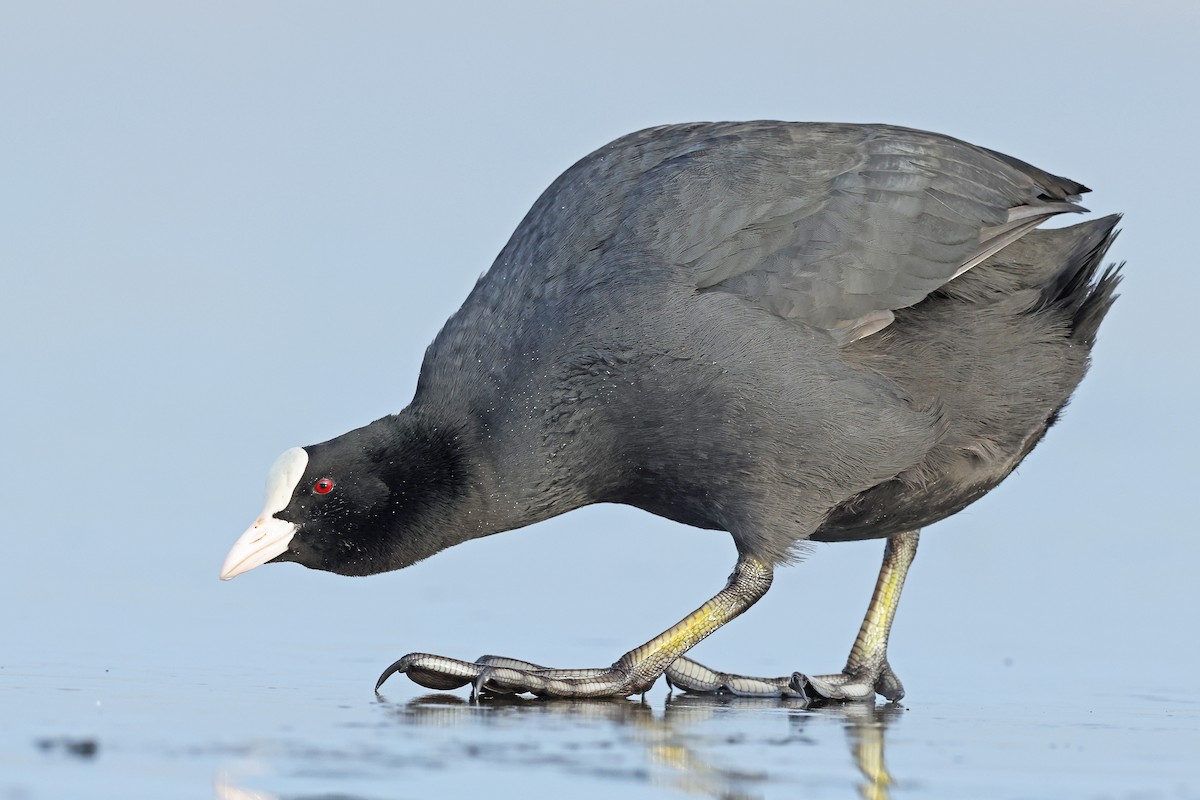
[376,555,775,698]
[666,531,919,702]
[852,718,893,800]
[843,702,900,800]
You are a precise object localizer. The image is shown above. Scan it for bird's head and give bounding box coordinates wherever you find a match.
[220,416,472,580]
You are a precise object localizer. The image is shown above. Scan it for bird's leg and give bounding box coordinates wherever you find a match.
[376,555,774,698]
[795,530,918,701]
[665,530,920,702]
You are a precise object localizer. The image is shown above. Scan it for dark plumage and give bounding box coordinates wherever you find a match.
[222,122,1120,701]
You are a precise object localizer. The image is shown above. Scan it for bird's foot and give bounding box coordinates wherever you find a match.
[377,558,774,699]
[664,655,801,697]
[791,660,904,702]
[376,653,652,699]
[665,655,903,702]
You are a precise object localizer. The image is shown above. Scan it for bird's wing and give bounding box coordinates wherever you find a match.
[615,123,1087,343]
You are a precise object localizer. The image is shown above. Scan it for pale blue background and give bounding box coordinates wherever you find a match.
[2,2,1197,798]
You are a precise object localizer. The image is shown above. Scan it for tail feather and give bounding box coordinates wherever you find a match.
[1037,214,1122,347]
[936,213,1122,315]
[1069,262,1122,347]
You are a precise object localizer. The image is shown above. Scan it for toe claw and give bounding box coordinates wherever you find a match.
[375,656,409,692]
[791,671,823,699]
[472,667,493,698]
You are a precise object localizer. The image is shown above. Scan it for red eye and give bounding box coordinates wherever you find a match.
[313,478,334,495]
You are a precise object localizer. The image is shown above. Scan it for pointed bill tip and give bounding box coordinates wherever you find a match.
[220,516,297,580]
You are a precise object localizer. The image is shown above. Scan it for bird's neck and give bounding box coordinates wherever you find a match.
[383,402,591,548]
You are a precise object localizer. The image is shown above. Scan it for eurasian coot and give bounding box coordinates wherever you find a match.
[222,122,1120,701]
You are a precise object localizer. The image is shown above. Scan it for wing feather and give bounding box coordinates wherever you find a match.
[607,123,1086,343]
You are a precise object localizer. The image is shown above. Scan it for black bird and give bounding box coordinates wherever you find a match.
[221,122,1120,701]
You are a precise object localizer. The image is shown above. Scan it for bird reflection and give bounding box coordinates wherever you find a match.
[214,692,902,800]
[386,692,769,799]
[662,694,902,800]
[390,691,902,800]
[786,699,904,800]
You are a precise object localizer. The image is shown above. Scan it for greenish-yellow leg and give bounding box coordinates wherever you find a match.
[376,555,774,698]
[665,530,920,702]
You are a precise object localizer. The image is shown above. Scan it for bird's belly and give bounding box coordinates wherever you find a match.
[811,416,1053,543]
[811,478,994,542]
